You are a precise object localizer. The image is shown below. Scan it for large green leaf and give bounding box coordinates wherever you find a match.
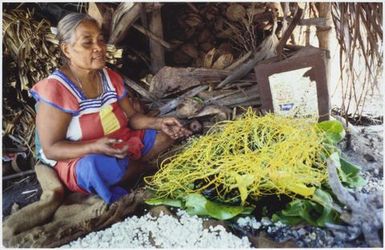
[311,189,333,207]
[338,157,367,188]
[145,197,183,208]
[311,189,339,226]
[184,193,254,220]
[315,203,337,226]
[329,151,341,167]
[340,157,361,176]
[272,199,316,226]
[272,194,339,227]
[205,200,246,220]
[146,193,254,220]
[317,120,345,144]
[184,193,208,216]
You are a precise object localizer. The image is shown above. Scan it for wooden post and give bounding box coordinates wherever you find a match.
[149,3,165,74]
[315,3,332,50]
[315,3,332,98]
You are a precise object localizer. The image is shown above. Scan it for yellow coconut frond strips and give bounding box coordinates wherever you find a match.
[145,109,328,205]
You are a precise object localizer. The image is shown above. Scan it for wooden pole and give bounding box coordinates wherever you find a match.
[149,3,165,74]
[315,3,332,50]
[316,3,332,100]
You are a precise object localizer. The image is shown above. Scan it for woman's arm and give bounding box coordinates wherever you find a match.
[118,97,192,139]
[37,102,129,161]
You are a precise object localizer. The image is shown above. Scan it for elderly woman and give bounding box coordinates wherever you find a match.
[30,13,192,204]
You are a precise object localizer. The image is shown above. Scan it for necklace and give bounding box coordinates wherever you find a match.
[68,65,101,98]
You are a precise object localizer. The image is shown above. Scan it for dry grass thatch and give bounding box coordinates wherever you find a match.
[331,3,383,119]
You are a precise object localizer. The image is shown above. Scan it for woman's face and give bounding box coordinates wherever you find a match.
[62,20,106,70]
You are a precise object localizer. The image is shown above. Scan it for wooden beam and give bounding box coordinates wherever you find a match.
[121,74,163,107]
[285,17,328,28]
[276,7,303,57]
[159,85,208,115]
[3,170,35,181]
[225,51,252,71]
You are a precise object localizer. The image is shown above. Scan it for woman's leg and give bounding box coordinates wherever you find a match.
[76,154,129,204]
[119,131,174,187]
[141,131,174,162]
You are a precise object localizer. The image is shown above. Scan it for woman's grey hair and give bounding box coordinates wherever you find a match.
[56,12,99,45]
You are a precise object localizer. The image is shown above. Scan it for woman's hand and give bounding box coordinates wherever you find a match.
[91,137,129,159]
[159,117,192,140]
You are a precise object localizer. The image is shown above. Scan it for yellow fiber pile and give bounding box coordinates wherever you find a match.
[145,109,328,205]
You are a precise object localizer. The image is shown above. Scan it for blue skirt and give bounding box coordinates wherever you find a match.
[76,129,157,204]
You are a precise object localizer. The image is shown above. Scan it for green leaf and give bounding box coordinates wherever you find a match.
[241,206,256,215]
[329,152,341,167]
[311,189,334,208]
[340,157,361,177]
[311,189,338,226]
[184,193,208,216]
[296,201,318,225]
[145,197,183,208]
[276,199,317,226]
[317,120,345,144]
[279,200,303,217]
[206,200,246,220]
[272,194,340,227]
[348,176,367,188]
[338,157,367,188]
[184,193,254,220]
[315,203,337,226]
[272,213,303,225]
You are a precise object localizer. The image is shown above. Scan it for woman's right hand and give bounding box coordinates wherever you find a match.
[90,137,128,159]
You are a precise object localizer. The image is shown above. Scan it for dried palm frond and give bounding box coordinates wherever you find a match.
[331,3,383,120]
[110,2,135,33]
[3,8,61,90]
[106,44,123,65]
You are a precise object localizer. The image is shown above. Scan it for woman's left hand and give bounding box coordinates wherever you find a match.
[159,117,192,140]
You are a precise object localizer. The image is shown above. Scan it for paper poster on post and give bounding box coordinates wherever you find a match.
[268,67,319,118]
